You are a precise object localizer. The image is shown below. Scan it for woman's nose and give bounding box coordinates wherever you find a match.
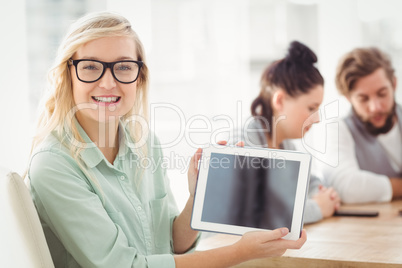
[311,110,321,124]
[98,68,116,89]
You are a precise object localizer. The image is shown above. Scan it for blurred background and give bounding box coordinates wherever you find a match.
[2,0,402,209]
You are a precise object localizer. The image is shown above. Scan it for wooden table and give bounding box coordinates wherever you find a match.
[196,200,402,267]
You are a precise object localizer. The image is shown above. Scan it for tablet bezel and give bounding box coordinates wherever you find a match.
[191,145,311,241]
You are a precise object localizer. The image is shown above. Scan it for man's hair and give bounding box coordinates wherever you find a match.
[335,47,395,96]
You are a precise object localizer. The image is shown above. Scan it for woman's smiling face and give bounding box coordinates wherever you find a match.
[70,36,138,124]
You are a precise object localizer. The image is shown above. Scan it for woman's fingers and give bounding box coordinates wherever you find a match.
[260,228,289,242]
[189,148,202,174]
[278,229,307,250]
[291,229,307,249]
[235,141,245,147]
[217,140,244,147]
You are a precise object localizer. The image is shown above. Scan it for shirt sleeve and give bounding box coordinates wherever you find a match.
[303,199,323,224]
[302,174,322,224]
[319,120,392,204]
[153,134,201,254]
[166,176,201,254]
[29,149,176,268]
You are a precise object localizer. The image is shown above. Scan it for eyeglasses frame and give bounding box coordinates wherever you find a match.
[69,59,143,84]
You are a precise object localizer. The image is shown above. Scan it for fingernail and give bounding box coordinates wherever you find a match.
[281,228,289,235]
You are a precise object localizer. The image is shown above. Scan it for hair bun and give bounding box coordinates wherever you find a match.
[285,41,317,65]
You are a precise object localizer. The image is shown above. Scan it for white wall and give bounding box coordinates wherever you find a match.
[0,0,31,175]
[2,0,402,210]
[0,0,31,264]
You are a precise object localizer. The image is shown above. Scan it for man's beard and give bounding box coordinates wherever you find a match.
[354,102,396,136]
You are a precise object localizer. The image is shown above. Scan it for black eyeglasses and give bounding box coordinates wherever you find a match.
[69,59,143,84]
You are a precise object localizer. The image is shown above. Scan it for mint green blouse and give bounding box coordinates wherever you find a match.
[28,122,198,267]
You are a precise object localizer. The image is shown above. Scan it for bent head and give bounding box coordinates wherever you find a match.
[336,47,396,135]
[273,84,324,140]
[251,41,324,141]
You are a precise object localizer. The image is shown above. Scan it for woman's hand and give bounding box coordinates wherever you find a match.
[187,141,244,197]
[174,228,307,268]
[234,228,307,261]
[313,185,341,218]
[217,140,245,147]
[187,148,202,198]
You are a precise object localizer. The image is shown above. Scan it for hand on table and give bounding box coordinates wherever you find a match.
[313,185,341,218]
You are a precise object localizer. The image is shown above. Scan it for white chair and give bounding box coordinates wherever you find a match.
[0,168,54,268]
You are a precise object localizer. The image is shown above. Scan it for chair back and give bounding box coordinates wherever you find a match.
[0,169,54,267]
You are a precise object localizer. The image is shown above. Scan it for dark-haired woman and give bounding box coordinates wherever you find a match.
[244,41,340,223]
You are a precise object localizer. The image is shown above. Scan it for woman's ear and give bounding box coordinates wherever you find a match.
[272,89,286,112]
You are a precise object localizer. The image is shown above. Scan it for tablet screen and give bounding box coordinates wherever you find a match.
[201,152,300,230]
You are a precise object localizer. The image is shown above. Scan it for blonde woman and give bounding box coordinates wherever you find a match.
[28,12,306,268]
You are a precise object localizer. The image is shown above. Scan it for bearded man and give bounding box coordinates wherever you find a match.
[321,47,402,203]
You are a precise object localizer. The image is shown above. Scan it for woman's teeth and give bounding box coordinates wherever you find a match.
[92,96,120,103]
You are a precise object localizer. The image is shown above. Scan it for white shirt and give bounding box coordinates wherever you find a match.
[319,120,394,204]
[378,122,402,172]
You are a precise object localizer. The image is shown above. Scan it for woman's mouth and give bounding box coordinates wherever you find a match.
[92,96,121,104]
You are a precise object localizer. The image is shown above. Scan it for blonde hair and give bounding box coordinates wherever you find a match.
[28,12,149,192]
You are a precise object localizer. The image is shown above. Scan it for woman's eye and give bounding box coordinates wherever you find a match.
[83,65,98,70]
[117,65,132,71]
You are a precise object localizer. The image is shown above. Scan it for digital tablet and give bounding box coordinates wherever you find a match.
[191,145,311,241]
